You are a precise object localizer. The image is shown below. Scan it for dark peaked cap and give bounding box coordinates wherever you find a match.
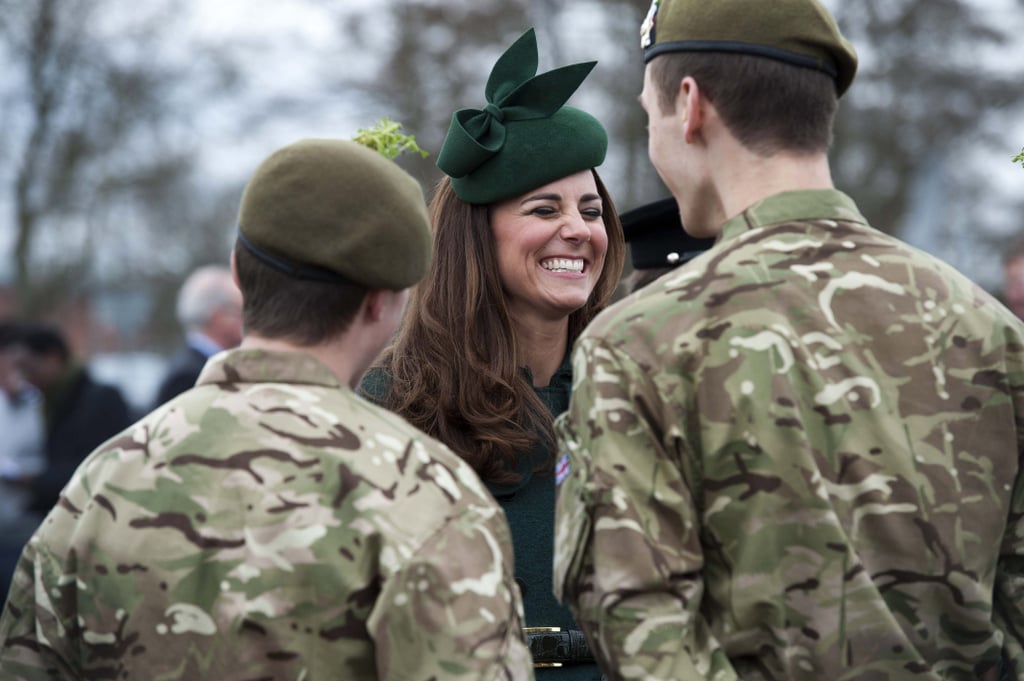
[436,28,608,205]
[238,139,432,291]
[640,0,858,96]
[621,197,715,270]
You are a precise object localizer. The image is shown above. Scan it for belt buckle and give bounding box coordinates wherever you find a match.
[523,627,564,668]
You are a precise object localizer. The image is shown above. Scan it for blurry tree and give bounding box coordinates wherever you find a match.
[320,0,1023,286]
[329,0,663,212]
[577,0,665,210]
[828,0,1024,237]
[0,0,241,339]
[329,0,532,190]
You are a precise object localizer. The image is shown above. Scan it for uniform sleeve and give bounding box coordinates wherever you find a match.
[552,336,737,680]
[993,366,1024,679]
[368,500,534,681]
[0,537,78,680]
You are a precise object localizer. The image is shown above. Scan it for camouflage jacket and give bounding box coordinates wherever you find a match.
[0,348,533,681]
[553,189,1024,680]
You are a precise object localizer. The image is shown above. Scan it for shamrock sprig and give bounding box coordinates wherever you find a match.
[354,118,429,160]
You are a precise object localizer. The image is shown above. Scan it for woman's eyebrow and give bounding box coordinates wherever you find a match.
[521,193,561,205]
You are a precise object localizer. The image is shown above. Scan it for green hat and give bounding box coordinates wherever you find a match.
[621,198,715,270]
[640,0,858,96]
[237,139,431,290]
[436,28,608,205]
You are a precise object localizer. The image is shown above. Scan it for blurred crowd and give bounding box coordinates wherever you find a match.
[0,321,134,595]
[0,265,245,597]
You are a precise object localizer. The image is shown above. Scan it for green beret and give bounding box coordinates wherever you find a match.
[436,28,608,205]
[640,0,857,96]
[237,139,431,290]
[621,198,714,270]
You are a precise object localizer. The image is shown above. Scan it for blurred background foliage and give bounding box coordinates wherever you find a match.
[1,0,1022,390]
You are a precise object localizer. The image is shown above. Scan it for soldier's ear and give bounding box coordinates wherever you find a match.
[362,289,388,323]
[680,76,705,144]
[229,251,241,290]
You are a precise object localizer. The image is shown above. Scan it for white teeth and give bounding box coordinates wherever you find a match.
[541,257,584,273]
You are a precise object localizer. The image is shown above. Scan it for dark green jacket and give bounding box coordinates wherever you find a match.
[359,360,602,680]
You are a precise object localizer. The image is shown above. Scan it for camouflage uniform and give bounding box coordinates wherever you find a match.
[554,189,1024,680]
[0,348,532,680]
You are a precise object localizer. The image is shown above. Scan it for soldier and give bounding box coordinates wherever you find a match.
[553,1,1024,679]
[0,139,533,680]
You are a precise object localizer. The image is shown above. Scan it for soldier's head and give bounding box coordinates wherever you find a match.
[639,0,857,158]
[233,138,432,346]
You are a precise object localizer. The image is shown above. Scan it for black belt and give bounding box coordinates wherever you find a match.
[524,626,594,667]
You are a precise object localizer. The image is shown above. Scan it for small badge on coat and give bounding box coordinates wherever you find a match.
[555,453,571,485]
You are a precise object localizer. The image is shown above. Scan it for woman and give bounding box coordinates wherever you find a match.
[360,29,624,680]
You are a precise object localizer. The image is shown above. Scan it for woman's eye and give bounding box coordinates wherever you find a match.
[531,207,557,216]
[582,208,603,219]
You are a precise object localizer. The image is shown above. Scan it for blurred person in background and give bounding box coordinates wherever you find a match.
[360,29,623,679]
[0,321,45,599]
[553,0,1024,677]
[1002,234,1024,320]
[0,138,532,680]
[619,196,715,294]
[18,323,132,516]
[152,264,243,408]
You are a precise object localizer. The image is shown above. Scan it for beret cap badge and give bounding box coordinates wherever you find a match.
[640,0,660,49]
[639,0,857,96]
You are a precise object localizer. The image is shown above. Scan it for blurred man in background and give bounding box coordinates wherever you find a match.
[1002,234,1024,320]
[152,264,243,407]
[19,323,132,516]
[0,321,44,599]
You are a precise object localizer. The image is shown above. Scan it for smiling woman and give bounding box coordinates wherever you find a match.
[358,28,624,681]
[490,170,610,335]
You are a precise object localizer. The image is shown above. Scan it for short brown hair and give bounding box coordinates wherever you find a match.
[233,240,369,346]
[650,52,837,155]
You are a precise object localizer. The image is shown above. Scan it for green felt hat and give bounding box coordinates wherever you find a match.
[237,139,431,290]
[436,28,608,205]
[640,0,857,96]
[621,197,715,270]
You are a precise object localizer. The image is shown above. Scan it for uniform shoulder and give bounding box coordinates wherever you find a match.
[583,260,714,343]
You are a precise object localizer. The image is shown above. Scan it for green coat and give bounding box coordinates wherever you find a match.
[361,360,602,681]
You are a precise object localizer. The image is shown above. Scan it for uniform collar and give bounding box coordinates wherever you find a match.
[720,189,867,242]
[196,348,344,390]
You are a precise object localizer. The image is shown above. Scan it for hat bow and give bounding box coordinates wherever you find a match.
[437,28,596,178]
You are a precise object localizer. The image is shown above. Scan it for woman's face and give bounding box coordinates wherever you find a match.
[490,170,608,324]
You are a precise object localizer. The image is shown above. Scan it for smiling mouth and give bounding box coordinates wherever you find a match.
[541,257,585,273]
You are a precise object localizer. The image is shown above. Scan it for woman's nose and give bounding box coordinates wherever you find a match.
[559,214,591,243]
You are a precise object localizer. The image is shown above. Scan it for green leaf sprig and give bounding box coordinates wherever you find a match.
[354,118,429,160]
[1014,147,1024,168]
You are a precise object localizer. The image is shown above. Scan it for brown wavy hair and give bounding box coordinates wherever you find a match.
[374,171,624,484]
